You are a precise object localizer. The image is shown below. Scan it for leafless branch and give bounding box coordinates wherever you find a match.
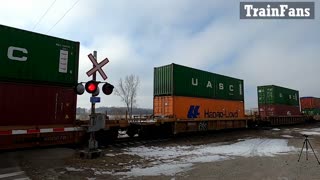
[114,74,140,118]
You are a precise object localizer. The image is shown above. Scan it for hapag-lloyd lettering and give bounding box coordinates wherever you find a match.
[204,109,239,118]
[240,2,315,19]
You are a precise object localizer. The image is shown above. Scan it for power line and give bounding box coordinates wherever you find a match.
[32,0,57,31]
[47,0,81,34]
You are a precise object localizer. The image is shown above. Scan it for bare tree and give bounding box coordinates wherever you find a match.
[114,74,140,118]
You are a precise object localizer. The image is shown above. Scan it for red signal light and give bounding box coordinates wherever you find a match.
[88,83,96,92]
[85,81,98,94]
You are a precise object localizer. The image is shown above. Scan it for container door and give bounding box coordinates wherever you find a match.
[153,96,173,117]
[56,88,76,125]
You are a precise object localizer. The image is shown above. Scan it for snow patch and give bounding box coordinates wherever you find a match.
[95,170,113,175]
[293,128,302,131]
[105,153,115,157]
[272,128,281,131]
[115,163,193,176]
[118,130,138,138]
[86,178,96,180]
[300,131,320,136]
[294,127,320,136]
[310,128,320,132]
[119,138,296,177]
[118,131,129,138]
[65,167,84,172]
[187,154,228,163]
[281,135,294,138]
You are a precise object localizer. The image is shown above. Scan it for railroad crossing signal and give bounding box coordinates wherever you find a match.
[75,81,114,96]
[86,53,109,80]
[74,52,114,96]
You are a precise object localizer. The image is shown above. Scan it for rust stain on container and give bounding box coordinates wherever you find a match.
[154,96,244,119]
[0,82,76,126]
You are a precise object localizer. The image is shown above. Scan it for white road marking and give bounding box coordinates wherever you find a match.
[14,178,30,180]
[0,171,24,178]
[0,167,30,180]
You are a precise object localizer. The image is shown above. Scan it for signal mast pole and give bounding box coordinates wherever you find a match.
[88,51,97,151]
[91,51,97,114]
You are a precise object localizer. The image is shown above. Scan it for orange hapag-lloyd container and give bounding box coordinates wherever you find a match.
[154,96,245,120]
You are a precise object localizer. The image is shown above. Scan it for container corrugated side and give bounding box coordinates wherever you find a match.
[300,97,320,109]
[258,104,300,117]
[0,82,76,126]
[0,24,80,86]
[257,85,299,106]
[154,63,244,101]
[154,64,173,96]
[154,96,245,119]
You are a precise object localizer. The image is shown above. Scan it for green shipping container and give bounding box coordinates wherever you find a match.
[257,85,299,106]
[154,63,244,101]
[302,109,320,116]
[0,24,80,86]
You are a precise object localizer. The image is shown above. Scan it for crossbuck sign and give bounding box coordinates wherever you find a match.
[86,53,109,80]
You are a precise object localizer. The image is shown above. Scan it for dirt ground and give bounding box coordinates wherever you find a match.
[1,122,320,180]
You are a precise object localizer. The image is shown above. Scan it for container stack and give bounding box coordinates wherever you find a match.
[257,85,300,117]
[153,63,245,119]
[0,24,80,126]
[300,97,320,116]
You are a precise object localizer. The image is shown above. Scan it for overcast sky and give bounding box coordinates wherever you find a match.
[1,0,319,109]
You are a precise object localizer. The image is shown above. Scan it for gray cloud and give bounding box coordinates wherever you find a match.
[1,0,319,110]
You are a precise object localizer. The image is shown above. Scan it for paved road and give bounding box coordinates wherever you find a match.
[0,167,30,180]
[0,152,30,180]
[0,148,76,180]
